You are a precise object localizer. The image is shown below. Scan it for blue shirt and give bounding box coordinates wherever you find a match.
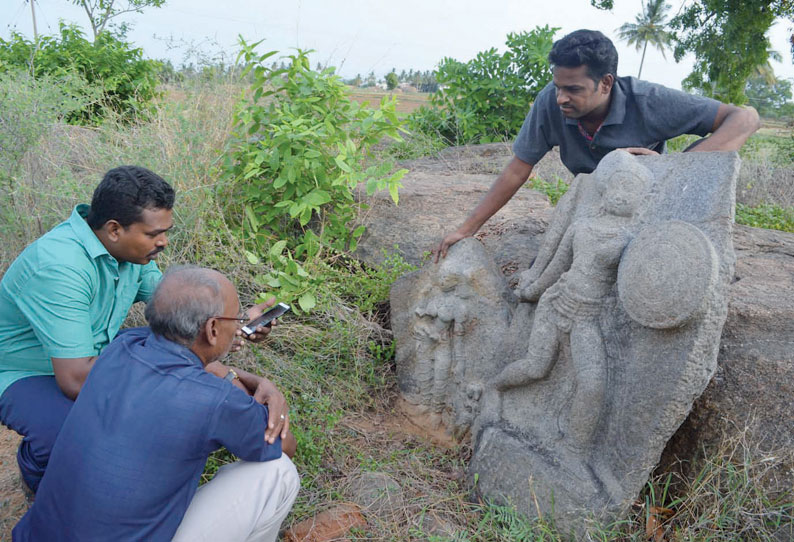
[513,76,721,175]
[0,205,161,396]
[14,328,282,542]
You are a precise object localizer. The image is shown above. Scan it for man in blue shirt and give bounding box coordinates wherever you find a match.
[0,166,289,495]
[434,29,761,260]
[14,266,299,542]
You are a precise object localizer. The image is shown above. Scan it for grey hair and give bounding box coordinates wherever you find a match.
[144,265,225,346]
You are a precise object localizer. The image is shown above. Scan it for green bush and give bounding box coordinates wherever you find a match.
[0,24,161,123]
[736,202,794,232]
[226,41,407,311]
[0,70,100,189]
[527,175,569,205]
[408,26,558,145]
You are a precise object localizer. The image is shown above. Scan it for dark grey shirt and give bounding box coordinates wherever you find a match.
[513,76,721,175]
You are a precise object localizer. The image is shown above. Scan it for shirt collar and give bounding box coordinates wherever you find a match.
[69,204,111,260]
[145,329,205,367]
[564,77,627,127]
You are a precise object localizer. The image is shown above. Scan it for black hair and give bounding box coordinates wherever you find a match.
[548,29,618,85]
[86,166,175,230]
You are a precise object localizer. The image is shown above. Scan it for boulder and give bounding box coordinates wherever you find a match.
[356,144,794,497]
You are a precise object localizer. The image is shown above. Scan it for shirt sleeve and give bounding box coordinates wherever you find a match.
[643,84,721,139]
[512,84,554,166]
[207,386,283,462]
[15,265,97,359]
[134,261,162,303]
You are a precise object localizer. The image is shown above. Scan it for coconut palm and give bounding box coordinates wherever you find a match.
[617,0,673,79]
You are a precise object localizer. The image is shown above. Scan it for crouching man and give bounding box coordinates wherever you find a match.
[13,266,299,542]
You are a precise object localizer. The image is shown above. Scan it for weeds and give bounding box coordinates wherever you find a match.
[527,175,570,205]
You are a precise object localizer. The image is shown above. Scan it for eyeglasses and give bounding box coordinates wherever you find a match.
[212,314,248,325]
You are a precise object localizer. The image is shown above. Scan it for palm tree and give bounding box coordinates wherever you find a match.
[617,0,673,79]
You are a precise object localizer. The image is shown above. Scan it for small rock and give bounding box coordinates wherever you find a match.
[346,472,404,518]
[284,503,366,542]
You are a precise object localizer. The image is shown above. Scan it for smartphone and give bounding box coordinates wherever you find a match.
[241,302,291,336]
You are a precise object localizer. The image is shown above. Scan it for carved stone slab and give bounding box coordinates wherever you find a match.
[391,150,739,536]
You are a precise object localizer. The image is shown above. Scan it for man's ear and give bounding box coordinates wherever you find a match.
[204,318,219,347]
[103,220,124,242]
[599,74,614,95]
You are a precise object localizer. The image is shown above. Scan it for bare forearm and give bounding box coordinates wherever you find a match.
[282,431,297,459]
[228,366,261,395]
[456,157,534,235]
[51,355,98,400]
[689,105,760,152]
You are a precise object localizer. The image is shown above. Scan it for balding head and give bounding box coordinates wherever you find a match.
[145,266,232,346]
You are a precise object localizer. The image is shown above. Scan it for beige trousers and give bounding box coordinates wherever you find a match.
[173,455,299,542]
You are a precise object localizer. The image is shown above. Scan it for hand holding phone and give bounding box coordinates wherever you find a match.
[241,302,291,336]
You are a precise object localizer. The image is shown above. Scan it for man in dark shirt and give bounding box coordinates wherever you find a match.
[434,29,760,260]
[13,266,299,542]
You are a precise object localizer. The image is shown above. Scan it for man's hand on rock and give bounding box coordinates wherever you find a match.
[433,230,470,263]
[618,147,659,156]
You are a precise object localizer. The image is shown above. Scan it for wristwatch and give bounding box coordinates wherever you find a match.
[224,369,239,382]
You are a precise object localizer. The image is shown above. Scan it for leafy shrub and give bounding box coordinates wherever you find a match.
[408,26,558,145]
[0,24,161,123]
[0,69,100,188]
[736,202,794,232]
[527,175,569,205]
[226,41,407,311]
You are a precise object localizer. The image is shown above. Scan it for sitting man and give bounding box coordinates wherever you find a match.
[14,266,299,542]
[0,166,287,495]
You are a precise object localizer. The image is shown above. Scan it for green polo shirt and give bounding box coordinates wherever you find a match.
[0,205,162,397]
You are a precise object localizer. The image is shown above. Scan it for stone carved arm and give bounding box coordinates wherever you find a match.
[516,178,581,288]
[517,226,575,302]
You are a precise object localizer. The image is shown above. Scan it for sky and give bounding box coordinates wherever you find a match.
[3,0,794,91]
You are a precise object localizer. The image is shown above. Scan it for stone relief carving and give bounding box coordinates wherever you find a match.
[391,149,739,535]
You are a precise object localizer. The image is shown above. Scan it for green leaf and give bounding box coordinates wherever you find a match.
[305,189,332,206]
[270,240,288,256]
[244,250,260,265]
[388,182,400,204]
[334,155,352,173]
[298,291,317,311]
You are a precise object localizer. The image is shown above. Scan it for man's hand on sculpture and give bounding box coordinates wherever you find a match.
[433,229,470,263]
[253,377,290,443]
[618,147,659,156]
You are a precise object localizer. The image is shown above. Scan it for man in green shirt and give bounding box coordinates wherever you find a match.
[0,166,290,495]
[0,166,174,494]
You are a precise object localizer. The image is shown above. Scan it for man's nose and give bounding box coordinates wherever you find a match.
[556,89,569,105]
[157,233,168,247]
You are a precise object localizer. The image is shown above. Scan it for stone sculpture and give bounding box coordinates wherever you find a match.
[390,149,739,535]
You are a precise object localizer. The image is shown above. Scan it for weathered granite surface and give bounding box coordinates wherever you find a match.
[389,150,740,534]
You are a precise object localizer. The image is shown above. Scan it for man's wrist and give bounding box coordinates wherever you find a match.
[224,369,239,382]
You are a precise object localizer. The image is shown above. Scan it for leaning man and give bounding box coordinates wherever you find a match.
[13,266,299,541]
